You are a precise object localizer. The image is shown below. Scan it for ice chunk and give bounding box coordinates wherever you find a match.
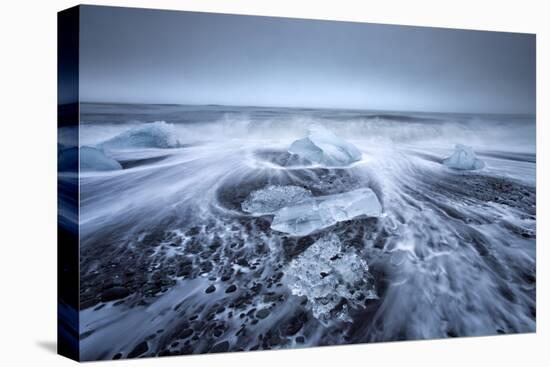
[241,184,382,236]
[318,188,382,221]
[99,121,181,149]
[271,199,325,236]
[241,185,312,215]
[443,144,484,170]
[284,234,377,321]
[58,146,122,172]
[288,125,362,166]
[271,188,382,236]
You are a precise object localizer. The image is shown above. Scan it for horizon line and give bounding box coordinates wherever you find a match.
[69,100,536,117]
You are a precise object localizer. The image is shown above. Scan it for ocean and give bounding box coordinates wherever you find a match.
[59,102,536,360]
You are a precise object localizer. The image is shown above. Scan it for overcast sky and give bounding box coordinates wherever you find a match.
[79,5,536,114]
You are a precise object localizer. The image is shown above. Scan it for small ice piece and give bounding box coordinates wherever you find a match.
[58,146,122,172]
[443,144,485,170]
[241,185,312,215]
[100,121,181,149]
[288,125,362,166]
[284,234,377,321]
[271,188,382,236]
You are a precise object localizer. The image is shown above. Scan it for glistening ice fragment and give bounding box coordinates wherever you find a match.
[241,185,313,215]
[284,233,377,321]
[271,188,382,236]
[443,144,485,170]
[288,125,362,166]
[100,121,181,149]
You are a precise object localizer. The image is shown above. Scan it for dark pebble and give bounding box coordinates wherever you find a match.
[285,312,306,336]
[158,349,175,357]
[178,265,193,277]
[127,341,149,358]
[256,308,270,319]
[186,226,201,236]
[210,341,230,353]
[251,283,263,293]
[181,328,194,339]
[264,293,281,303]
[205,285,216,294]
[225,285,237,293]
[100,286,130,302]
[80,298,98,310]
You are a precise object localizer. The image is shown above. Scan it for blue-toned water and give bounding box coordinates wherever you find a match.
[59,103,535,360]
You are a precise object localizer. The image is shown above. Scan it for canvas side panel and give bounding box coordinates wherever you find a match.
[57,5,80,362]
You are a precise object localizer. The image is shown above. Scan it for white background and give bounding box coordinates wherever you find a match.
[0,0,547,365]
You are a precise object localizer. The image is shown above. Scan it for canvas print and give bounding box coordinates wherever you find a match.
[57,5,536,361]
